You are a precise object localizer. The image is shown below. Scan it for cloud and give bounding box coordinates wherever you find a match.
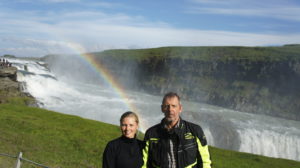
[0,1,300,57]
[187,0,300,22]
[2,22,300,57]
[0,38,80,56]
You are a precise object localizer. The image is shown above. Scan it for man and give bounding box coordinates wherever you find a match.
[142,92,212,168]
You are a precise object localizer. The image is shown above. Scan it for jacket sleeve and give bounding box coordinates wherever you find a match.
[142,131,150,168]
[193,125,212,168]
[102,142,116,168]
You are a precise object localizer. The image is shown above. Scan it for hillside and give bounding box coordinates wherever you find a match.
[87,45,300,120]
[1,102,300,168]
[0,102,119,168]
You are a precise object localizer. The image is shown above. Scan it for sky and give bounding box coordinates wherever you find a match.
[1,0,300,57]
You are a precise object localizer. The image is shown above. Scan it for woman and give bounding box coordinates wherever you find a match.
[103,111,144,168]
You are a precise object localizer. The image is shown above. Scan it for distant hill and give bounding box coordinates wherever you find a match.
[88,45,300,120]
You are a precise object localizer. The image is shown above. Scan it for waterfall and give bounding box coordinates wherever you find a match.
[6,56,300,162]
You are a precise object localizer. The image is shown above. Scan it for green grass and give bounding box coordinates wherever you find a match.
[0,103,120,168]
[0,102,300,168]
[210,147,300,168]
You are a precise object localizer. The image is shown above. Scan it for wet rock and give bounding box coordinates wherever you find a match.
[0,67,18,81]
[0,66,37,106]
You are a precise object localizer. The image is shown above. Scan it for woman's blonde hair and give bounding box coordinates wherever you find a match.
[120,111,139,125]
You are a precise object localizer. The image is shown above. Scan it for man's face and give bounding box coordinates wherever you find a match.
[161,96,182,124]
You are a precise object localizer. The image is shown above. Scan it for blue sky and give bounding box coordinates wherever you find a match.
[1,0,300,57]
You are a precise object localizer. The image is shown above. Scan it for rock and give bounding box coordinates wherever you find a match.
[0,66,37,106]
[0,67,18,81]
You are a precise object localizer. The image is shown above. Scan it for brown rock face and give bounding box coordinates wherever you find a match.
[0,66,18,81]
[0,66,36,105]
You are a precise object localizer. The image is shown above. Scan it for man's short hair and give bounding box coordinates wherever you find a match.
[162,92,181,104]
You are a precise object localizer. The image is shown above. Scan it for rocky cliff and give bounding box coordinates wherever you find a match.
[89,45,300,121]
[0,66,36,105]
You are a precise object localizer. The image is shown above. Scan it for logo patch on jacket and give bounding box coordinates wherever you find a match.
[150,138,159,143]
[184,132,194,139]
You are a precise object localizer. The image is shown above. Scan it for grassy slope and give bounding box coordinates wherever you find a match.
[0,102,120,168]
[1,102,300,168]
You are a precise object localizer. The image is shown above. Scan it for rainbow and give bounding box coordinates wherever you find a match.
[82,53,138,111]
[68,43,146,131]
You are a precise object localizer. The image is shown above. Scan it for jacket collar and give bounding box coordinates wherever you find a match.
[161,117,184,134]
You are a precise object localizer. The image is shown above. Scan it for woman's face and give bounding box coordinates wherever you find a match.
[121,116,138,138]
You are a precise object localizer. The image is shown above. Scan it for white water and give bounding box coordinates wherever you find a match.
[5,56,300,161]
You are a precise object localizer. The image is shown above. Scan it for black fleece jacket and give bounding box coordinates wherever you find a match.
[103,136,144,168]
